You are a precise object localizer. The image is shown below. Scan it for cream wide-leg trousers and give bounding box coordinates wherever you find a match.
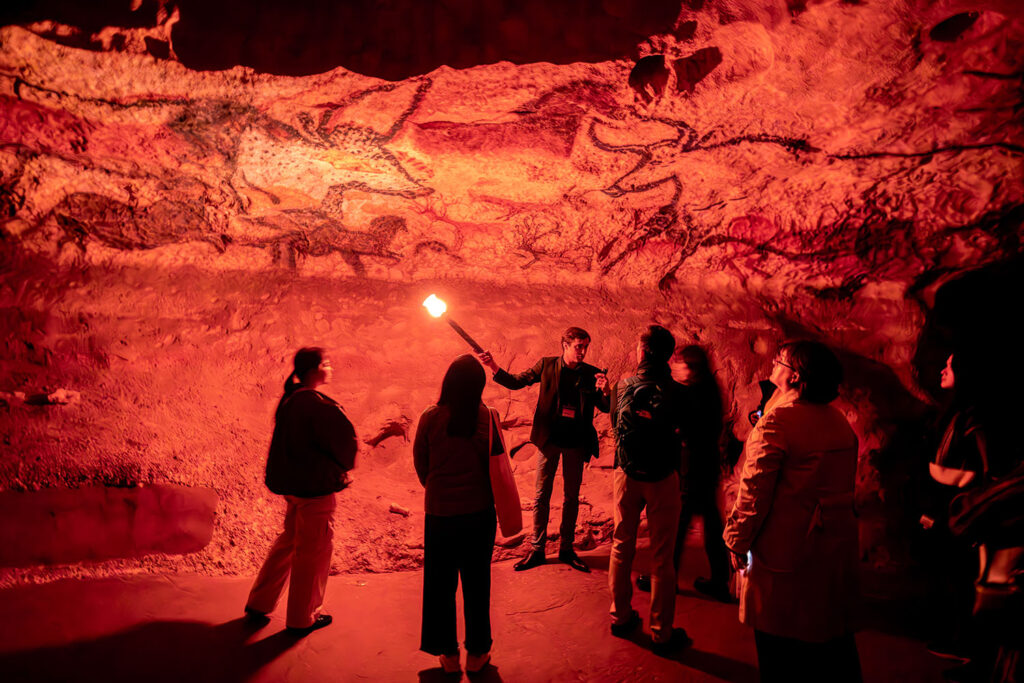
[609,470,682,643]
[245,493,337,628]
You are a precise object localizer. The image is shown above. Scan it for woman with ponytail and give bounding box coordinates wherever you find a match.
[244,347,357,635]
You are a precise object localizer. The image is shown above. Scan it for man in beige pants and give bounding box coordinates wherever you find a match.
[608,325,690,656]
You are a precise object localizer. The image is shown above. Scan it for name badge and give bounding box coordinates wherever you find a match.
[561,407,577,419]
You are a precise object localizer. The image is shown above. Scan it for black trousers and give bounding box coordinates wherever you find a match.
[754,630,862,683]
[420,508,496,656]
[674,488,730,585]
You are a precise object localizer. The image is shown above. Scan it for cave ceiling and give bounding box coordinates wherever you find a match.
[0,0,1021,338]
[1,1,1021,288]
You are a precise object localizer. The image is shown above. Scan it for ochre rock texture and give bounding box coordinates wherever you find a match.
[0,484,217,567]
[1,0,1022,580]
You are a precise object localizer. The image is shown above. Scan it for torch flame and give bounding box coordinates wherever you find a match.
[423,294,447,318]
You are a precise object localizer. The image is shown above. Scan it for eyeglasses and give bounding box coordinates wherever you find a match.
[773,359,794,370]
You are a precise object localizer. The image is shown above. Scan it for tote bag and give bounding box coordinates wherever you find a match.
[487,407,522,537]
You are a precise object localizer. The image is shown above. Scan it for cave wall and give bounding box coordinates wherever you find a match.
[1,0,1022,580]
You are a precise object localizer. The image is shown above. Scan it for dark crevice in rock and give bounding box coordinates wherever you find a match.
[674,19,698,41]
[929,12,980,43]
[143,36,170,60]
[963,69,1024,81]
[628,55,670,104]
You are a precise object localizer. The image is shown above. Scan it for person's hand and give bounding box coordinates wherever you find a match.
[728,548,748,573]
[595,372,609,395]
[477,351,499,373]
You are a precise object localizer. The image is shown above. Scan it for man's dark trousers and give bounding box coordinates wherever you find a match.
[531,443,586,553]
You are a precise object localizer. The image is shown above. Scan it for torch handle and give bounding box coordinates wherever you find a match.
[445,317,484,353]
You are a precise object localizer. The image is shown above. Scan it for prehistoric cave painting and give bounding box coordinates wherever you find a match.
[243,212,407,276]
[290,78,435,207]
[411,79,619,159]
[508,211,594,270]
[4,66,433,265]
[39,192,230,254]
[587,116,818,286]
[171,82,435,218]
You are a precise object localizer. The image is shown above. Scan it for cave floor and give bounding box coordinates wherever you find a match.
[0,540,953,683]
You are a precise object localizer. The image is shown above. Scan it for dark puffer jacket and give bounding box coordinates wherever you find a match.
[265,388,357,497]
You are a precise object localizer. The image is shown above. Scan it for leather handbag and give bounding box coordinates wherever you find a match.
[487,407,522,537]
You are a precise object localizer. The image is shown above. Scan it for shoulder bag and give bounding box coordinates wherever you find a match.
[487,406,523,537]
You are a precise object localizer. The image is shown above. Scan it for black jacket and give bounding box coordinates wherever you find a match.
[493,356,610,461]
[265,388,357,497]
[610,361,687,481]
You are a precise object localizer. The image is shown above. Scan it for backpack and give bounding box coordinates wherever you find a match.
[615,377,682,481]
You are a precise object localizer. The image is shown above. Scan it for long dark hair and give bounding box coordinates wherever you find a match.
[947,344,1017,477]
[438,354,486,438]
[284,347,325,397]
[948,350,980,413]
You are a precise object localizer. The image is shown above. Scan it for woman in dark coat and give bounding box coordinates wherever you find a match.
[414,354,501,674]
[245,347,357,635]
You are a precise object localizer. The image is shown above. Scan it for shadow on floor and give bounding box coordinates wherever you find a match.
[677,647,760,683]
[0,616,299,683]
[418,662,504,682]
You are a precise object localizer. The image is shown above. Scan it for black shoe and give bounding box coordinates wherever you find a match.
[558,550,590,573]
[693,577,733,603]
[514,550,546,571]
[285,613,333,636]
[610,610,641,638]
[243,607,271,624]
[635,574,651,593]
[651,628,691,657]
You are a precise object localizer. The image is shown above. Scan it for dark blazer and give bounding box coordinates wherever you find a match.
[493,356,610,461]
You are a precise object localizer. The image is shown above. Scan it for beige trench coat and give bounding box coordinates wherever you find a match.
[723,396,859,642]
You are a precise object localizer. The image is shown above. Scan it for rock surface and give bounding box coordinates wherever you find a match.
[0,484,217,567]
[1,0,1022,580]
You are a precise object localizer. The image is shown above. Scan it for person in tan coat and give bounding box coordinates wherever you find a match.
[723,340,861,682]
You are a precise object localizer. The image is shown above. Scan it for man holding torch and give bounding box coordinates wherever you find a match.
[477,327,610,573]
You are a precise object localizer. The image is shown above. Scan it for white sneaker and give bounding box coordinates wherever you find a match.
[466,652,490,673]
[439,652,461,674]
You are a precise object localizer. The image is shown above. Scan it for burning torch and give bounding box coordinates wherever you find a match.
[422,294,484,353]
